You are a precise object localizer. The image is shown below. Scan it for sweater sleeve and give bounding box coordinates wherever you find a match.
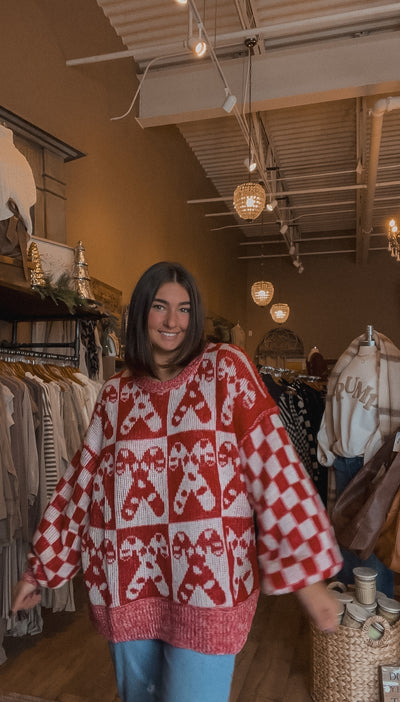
[239,409,343,595]
[316,404,337,467]
[25,384,109,589]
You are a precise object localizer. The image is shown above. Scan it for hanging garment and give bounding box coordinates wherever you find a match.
[260,371,328,503]
[317,331,400,467]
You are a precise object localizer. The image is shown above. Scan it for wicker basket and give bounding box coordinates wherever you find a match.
[310,615,400,702]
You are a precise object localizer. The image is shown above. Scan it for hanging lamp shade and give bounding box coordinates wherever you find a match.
[251,281,274,306]
[233,182,266,221]
[270,303,290,324]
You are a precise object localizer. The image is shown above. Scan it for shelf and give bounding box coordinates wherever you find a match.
[0,281,101,321]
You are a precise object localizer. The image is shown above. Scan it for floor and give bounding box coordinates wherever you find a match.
[0,578,313,702]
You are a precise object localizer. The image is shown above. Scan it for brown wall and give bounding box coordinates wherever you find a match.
[246,251,400,361]
[0,0,246,324]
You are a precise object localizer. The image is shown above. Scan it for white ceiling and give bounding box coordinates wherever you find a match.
[74,1,400,268]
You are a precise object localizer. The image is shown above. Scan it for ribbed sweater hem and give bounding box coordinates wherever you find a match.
[89,590,259,655]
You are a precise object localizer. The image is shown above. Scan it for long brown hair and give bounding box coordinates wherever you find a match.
[125,261,206,377]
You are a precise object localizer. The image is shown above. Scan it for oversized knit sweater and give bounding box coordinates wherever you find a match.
[26,343,342,654]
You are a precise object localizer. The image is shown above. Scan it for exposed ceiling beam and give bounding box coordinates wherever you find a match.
[238,247,387,260]
[137,33,400,127]
[67,4,400,66]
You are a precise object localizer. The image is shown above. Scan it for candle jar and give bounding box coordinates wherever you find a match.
[331,590,354,606]
[336,601,345,625]
[353,599,377,616]
[377,597,400,624]
[353,566,377,605]
[341,603,369,629]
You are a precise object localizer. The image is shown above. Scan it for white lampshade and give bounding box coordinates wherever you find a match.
[270,303,290,324]
[251,281,274,306]
[233,182,266,221]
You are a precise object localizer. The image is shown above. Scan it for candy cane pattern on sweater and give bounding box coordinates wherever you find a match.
[26,343,342,655]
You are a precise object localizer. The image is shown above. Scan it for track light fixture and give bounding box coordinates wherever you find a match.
[222,92,237,113]
[288,243,296,256]
[175,0,188,4]
[244,156,257,173]
[188,26,207,57]
[280,223,288,235]
[266,198,277,212]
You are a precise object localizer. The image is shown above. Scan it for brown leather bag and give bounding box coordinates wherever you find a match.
[374,483,400,572]
[330,428,400,560]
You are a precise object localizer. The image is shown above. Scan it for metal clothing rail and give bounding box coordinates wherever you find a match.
[0,318,81,367]
[0,347,79,365]
[259,365,321,382]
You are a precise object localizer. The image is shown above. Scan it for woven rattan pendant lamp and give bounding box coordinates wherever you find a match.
[251,280,274,306]
[251,236,274,307]
[233,39,266,222]
[270,302,290,324]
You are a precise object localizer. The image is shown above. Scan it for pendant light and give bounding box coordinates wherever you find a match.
[233,39,266,222]
[270,303,290,324]
[269,257,289,324]
[251,281,274,306]
[250,231,274,307]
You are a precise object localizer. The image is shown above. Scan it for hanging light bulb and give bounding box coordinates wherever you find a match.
[270,303,290,324]
[251,281,274,306]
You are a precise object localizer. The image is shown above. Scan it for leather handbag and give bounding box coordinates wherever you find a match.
[330,428,400,559]
[374,482,400,572]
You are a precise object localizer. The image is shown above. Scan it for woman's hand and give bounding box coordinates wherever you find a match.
[11,580,41,613]
[295,581,339,632]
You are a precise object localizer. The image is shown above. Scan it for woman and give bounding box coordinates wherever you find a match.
[13,261,342,702]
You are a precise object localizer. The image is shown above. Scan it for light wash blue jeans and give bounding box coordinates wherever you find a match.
[109,639,236,702]
[334,455,394,597]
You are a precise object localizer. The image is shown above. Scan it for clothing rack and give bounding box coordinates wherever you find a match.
[259,365,321,382]
[0,318,81,366]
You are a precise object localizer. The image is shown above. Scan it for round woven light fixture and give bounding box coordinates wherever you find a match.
[270,303,290,324]
[233,182,266,221]
[251,281,274,306]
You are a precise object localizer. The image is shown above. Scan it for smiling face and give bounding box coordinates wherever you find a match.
[147,281,191,370]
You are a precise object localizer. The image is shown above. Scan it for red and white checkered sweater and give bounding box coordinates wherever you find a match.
[26,343,342,654]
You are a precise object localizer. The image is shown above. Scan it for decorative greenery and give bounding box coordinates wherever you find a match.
[34,273,95,314]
